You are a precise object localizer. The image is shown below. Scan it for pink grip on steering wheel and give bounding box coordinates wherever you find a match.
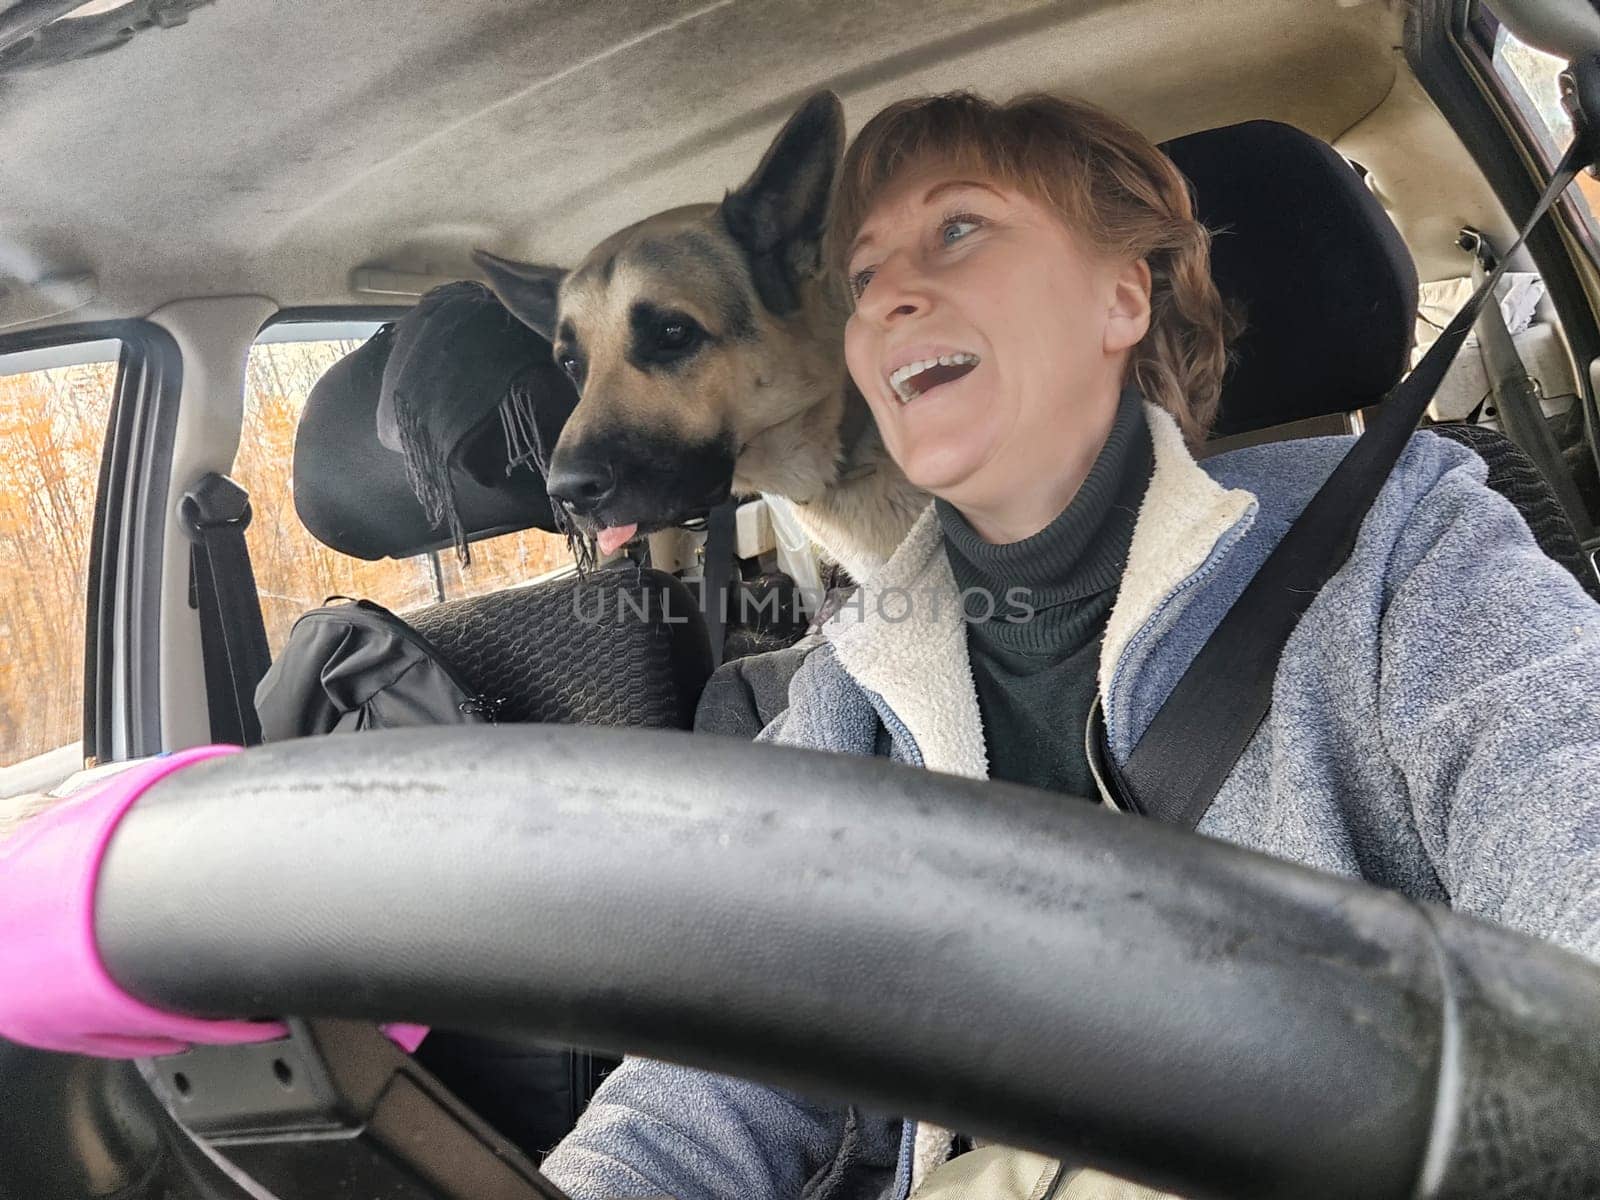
[0,746,290,1058]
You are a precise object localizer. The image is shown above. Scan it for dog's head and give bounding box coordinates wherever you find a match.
[475,92,847,552]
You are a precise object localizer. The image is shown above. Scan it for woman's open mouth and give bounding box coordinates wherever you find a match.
[887,352,980,403]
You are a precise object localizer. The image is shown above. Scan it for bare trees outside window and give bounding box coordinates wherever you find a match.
[0,343,119,771]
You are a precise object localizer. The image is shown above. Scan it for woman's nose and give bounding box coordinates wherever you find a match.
[857,255,929,326]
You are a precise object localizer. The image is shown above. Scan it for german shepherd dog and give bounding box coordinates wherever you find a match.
[473,93,925,582]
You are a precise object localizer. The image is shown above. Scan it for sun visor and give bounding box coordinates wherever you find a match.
[293,301,577,562]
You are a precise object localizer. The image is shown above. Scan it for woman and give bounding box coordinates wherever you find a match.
[537,92,1600,1200]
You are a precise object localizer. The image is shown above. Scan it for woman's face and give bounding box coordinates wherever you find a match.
[843,164,1151,542]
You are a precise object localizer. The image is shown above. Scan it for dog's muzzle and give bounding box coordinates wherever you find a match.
[544,457,617,515]
[545,430,737,530]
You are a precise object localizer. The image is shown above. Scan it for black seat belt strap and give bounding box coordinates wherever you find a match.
[702,500,738,665]
[1461,225,1598,545]
[1120,131,1590,830]
[181,473,271,746]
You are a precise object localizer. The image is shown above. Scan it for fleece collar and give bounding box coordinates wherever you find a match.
[1099,403,1259,689]
[821,403,1257,780]
[824,501,989,780]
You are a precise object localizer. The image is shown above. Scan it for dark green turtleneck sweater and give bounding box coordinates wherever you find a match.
[936,388,1153,799]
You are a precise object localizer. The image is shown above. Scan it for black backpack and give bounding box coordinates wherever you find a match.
[255,598,502,741]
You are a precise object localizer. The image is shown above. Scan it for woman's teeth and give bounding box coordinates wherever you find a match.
[889,353,980,403]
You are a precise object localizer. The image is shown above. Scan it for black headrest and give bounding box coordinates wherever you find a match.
[293,291,578,561]
[1159,121,1419,437]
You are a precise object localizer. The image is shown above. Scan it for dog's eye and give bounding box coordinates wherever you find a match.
[657,321,695,351]
[627,304,704,367]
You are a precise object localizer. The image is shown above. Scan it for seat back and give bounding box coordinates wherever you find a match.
[1428,422,1600,599]
[408,568,712,730]
[1168,120,1595,597]
[282,310,715,1158]
[401,571,709,1151]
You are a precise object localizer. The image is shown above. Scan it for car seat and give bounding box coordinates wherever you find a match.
[694,118,1599,738]
[282,319,715,1156]
[1163,120,1599,599]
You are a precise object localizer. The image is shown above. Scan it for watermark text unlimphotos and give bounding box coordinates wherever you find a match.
[572,584,1037,626]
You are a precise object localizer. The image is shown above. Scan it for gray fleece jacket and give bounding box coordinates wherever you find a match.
[542,403,1600,1200]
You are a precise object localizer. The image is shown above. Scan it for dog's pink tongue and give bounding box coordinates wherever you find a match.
[596,523,638,556]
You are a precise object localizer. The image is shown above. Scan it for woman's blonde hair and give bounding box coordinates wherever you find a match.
[828,91,1236,445]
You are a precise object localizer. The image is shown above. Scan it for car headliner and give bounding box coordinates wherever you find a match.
[0,0,1512,336]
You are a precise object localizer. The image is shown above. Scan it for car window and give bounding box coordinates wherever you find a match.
[0,338,121,776]
[236,323,573,656]
[1486,18,1600,242]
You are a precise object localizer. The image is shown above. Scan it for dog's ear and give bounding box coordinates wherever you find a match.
[473,249,567,341]
[720,91,845,316]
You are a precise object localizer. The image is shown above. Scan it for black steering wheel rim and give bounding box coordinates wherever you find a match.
[62,725,1600,1199]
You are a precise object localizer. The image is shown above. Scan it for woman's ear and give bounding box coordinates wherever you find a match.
[1104,258,1152,355]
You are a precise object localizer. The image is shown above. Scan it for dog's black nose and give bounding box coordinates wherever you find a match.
[545,456,616,514]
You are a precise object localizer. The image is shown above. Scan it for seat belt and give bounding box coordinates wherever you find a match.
[1461,225,1598,546]
[1118,114,1594,830]
[702,499,738,665]
[181,473,271,747]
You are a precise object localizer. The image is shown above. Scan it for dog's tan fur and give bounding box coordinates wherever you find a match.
[570,213,921,577]
[476,94,925,581]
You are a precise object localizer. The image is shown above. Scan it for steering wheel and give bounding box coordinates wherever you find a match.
[6,725,1600,1200]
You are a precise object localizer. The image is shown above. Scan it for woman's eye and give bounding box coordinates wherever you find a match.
[940,216,981,245]
[849,268,876,299]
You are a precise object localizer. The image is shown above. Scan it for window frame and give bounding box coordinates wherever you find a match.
[1408,0,1600,492]
[0,318,182,765]
[1465,3,1600,255]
